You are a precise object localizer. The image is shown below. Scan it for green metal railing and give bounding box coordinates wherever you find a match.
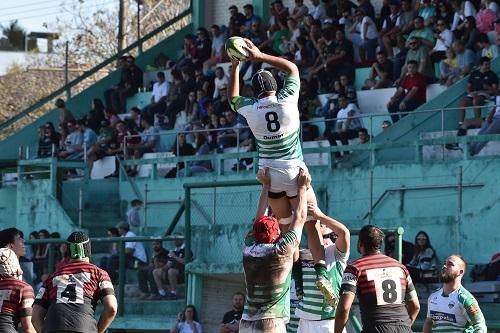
[26,235,184,316]
[0,2,192,135]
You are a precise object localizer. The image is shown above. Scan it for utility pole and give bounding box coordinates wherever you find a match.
[118,0,129,53]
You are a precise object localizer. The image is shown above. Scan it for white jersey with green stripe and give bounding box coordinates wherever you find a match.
[230,75,303,167]
[242,230,299,322]
[427,286,487,333]
[295,245,349,321]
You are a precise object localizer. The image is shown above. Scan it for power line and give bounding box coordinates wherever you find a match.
[0,0,105,19]
[0,0,62,11]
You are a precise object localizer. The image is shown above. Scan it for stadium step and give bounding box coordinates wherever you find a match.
[109,315,178,330]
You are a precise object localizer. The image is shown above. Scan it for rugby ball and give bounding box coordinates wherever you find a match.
[225,36,249,62]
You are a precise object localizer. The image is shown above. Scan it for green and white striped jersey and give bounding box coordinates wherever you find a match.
[230,76,303,167]
[295,245,349,320]
[242,230,299,322]
[427,286,487,333]
[287,280,300,333]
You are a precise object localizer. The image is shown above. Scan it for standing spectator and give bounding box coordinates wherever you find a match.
[328,94,364,155]
[228,5,247,36]
[423,255,487,333]
[363,51,395,89]
[406,231,438,283]
[171,305,202,333]
[152,234,191,300]
[143,72,169,117]
[137,240,169,300]
[350,9,379,63]
[127,199,143,231]
[334,225,420,333]
[55,98,75,127]
[117,222,147,269]
[0,248,36,333]
[388,60,427,123]
[220,292,245,333]
[429,19,454,63]
[358,0,376,20]
[32,232,117,333]
[203,25,226,75]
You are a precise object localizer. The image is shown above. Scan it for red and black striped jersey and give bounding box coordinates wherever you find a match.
[0,277,34,333]
[340,253,417,328]
[34,261,114,333]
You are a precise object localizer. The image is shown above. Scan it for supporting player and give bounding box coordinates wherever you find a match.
[295,204,350,333]
[334,225,420,333]
[0,248,36,333]
[229,38,336,306]
[32,231,117,333]
[240,168,309,333]
[423,255,487,333]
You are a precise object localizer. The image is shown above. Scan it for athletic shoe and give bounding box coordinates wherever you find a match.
[315,275,338,307]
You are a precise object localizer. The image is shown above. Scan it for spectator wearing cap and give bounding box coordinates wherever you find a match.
[328,94,364,156]
[429,19,454,63]
[117,222,148,269]
[228,5,246,36]
[143,72,169,117]
[364,51,395,89]
[380,0,403,58]
[55,98,75,127]
[387,60,426,123]
[290,0,309,23]
[242,4,261,33]
[203,25,227,75]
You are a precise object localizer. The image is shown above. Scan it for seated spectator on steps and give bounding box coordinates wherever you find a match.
[469,91,500,156]
[363,51,394,90]
[78,118,98,157]
[399,37,435,83]
[439,40,475,86]
[126,107,142,133]
[143,72,169,117]
[446,57,499,150]
[358,128,370,144]
[58,120,83,159]
[388,60,427,123]
[220,292,245,333]
[384,231,414,265]
[105,55,144,113]
[86,119,115,166]
[38,122,61,158]
[477,33,498,60]
[406,231,438,283]
[117,222,148,269]
[178,129,213,177]
[171,305,202,333]
[328,94,364,156]
[127,199,143,232]
[153,234,192,300]
[203,25,226,75]
[213,66,229,100]
[429,19,454,63]
[104,107,121,128]
[137,240,169,300]
[99,227,120,283]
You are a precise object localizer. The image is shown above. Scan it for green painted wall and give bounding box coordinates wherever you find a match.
[0,186,17,227]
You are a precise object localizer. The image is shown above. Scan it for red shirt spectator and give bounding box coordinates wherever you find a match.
[401,71,427,103]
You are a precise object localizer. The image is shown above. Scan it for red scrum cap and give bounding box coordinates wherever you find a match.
[253,216,280,244]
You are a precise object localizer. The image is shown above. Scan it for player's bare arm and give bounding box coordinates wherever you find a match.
[228,59,240,100]
[242,39,299,77]
[307,203,350,253]
[31,304,46,333]
[422,317,434,333]
[334,292,355,333]
[255,168,271,218]
[288,169,311,238]
[98,294,118,333]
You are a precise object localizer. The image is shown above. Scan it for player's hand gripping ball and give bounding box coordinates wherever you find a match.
[225,36,250,62]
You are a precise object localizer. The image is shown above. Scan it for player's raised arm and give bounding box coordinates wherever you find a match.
[242,39,299,78]
[255,168,271,218]
[228,60,240,100]
[306,204,350,253]
[288,169,310,239]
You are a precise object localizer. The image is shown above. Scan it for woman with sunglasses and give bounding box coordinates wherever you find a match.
[407,231,438,283]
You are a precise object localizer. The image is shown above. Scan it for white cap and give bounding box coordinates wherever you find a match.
[0,248,21,278]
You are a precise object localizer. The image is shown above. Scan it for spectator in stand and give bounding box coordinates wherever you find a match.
[165,133,195,178]
[350,9,379,63]
[461,16,481,52]
[99,227,120,283]
[298,78,321,140]
[213,67,229,100]
[214,86,230,117]
[260,16,291,56]
[203,25,226,75]
[117,222,148,269]
[408,16,435,49]
[328,94,364,156]
[418,0,437,26]
[443,40,476,85]
[436,1,454,26]
[126,107,142,133]
[228,5,247,36]
[242,4,261,33]
[33,229,50,285]
[104,107,120,128]
[179,129,213,176]
[175,34,196,70]
[307,26,337,89]
[163,69,185,129]
[38,122,60,158]
[55,98,75,127]
[127,199,143,231]
[439,48,460,85]
[382,120,392,130]
[451,0,477,35]
[171,305,202,333]
[469,90,500,156]
[380,0,403,58]
[137,240,169,300]
[398,0,418,36]
[447,57,499,150]
[194,68,211,94]
[483,0,499,18]
[58,120,83,160]
[364,51,395,89]
[406,231,438,283]
[240,20,267,79]
[143,72,169,117]
[216,112,239,151]
[400,37,435,83]
[86,119,115,166]
[290,0,309,22]
[477,33,498,59]
[429,19,454,63]
[79,118,98,157]
[339,74,358,105]
[152,234,192,300]
[358,127,370,143]
[384,231,414,265]
[220,292,245,333]
[476,1,496,33]
[87,98,105,133]
[54,241,70,271]
[105,55,143,113]
[184,91,200,126]
[358,0,376,20]
[269,0,290,33]
[127,116,159,176]
[388,60,427,123]
[309,0,328,21]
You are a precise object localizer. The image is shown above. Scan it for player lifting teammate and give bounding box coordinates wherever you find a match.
[334,225,420,333]
[32,231,117,333]
[0,248,36,333]
[228,38,336,306]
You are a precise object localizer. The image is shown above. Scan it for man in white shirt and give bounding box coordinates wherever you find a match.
[203,24,226,75]
[327,94,364,157]
[213,66,229,99]
[309,0,327,21]
[144,71,169,117]
[117,222,148,268]
[430,19,454,63]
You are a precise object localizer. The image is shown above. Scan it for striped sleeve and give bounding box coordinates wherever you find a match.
[340,264,359,295]
[404,265,418,301]
[97,268,115,300]
[459,289,487,333]
[276,76,300,103]
[230,96,256,115]
[276,230,299,255]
